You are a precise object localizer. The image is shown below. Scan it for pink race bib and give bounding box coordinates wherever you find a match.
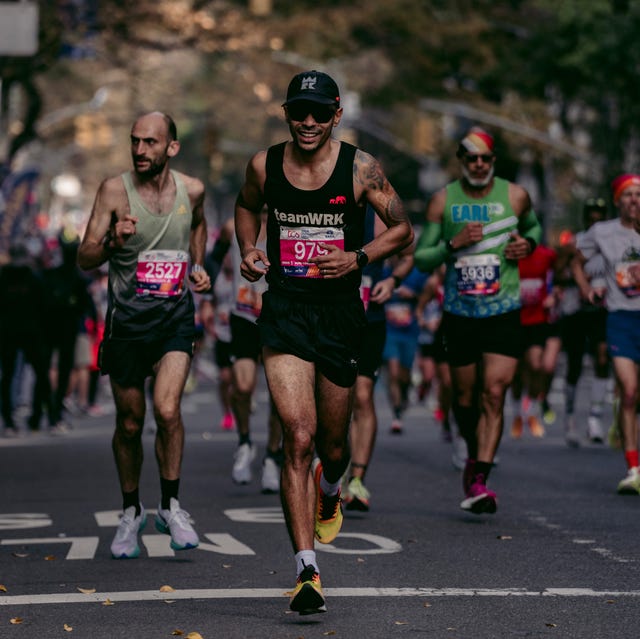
[136,250,188,298]
[279,226,344,278]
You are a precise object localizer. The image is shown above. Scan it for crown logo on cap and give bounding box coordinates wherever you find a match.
[300,76,317,91]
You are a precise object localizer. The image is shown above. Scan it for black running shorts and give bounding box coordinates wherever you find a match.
[100,333,194,387]
[442,310,522,367]
[230,314,261,361]
[258,290,366,388]
[214,339,232,369]
[358,319,386,380]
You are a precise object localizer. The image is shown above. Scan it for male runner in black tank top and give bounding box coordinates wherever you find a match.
[234,70,413,615]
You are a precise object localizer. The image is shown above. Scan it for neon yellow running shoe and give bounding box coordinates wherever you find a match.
[344,476,371,512]
[313,460,343,544]
[289,565,326,615]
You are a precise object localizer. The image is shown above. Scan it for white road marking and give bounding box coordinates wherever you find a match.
[1,587,639,607]
[527,512,635,564]
[0,514,52,530]
[1,537,99,560]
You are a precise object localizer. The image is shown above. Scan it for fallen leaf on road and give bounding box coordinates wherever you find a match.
[10,617,23,624]
[545,623,557,628]
[63,623,73,631]
[323,631,336,636]
[160,585,175,592]
[186,633,203,639]
[497,535,512,540]
[0,584,7,592]
[102,599,114,606]
[171,630,184,636]
[77,587,96,594]
[423,602,432,607]
[222,564,232,569]
[12,552,29,558]
[45,555,56,561]
[395,621,408,625]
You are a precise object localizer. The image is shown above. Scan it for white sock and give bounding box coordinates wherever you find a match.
[590,378,608,416]
[295,550,318,577]
[320,472,341,497]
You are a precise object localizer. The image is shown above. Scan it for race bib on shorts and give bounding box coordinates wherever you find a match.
[279,226,344,278]
[520,277,545,307]
[615,260,640,297]
[360,275,372,312]
[455,254,500,296]
[136,250,188,298]
[385,302,413,328]
[236,283,262,317]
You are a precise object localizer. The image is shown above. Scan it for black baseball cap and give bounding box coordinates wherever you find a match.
[283,70,340,106]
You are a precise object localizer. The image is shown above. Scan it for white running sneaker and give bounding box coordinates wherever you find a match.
[565,415,580,448]
[154,498,199,550]
[617,467,640,495]
[587,416,604,444]
[261,456,280,494]
[111,505,146,559]
[232,442,256,484]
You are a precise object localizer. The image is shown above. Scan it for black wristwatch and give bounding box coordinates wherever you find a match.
[355,248,369,268]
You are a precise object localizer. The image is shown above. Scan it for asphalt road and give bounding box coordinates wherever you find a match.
[1,359,639,639]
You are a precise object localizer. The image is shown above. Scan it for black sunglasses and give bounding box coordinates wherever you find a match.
[287,103,336,123]
[464,154,494,163]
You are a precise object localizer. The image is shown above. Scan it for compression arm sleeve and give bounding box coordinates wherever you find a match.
[414,221,449,273]
[519,209,542,249]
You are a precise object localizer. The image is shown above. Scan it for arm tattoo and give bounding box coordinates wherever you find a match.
[384,194,406,224]
[354,150,406,225]
[353,150,384,190]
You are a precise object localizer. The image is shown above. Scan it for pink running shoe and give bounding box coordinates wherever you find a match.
[462,458,476,494]
[220,412,235,431]
[460,473,497,515]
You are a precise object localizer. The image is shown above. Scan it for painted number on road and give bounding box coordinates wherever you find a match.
[0,514,52,530]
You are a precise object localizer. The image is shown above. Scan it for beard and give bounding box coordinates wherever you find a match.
[133,154,167,178]
[462,164,494,188]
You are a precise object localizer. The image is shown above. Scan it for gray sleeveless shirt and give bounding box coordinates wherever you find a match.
[105,170,195,340]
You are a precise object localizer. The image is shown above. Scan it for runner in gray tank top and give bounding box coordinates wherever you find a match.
[78,112,210,559]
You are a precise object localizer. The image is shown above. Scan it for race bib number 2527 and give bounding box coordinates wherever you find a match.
[136,250,188,297]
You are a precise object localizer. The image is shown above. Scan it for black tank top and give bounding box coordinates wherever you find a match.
[264,141,364,301]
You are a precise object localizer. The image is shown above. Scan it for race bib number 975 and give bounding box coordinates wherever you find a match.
[136,250,188,297]
[280,226,344,278]
[455,254,501,296]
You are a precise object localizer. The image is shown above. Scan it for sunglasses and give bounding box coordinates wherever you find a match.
[463,154,494,163]
[287,103,336,123]
[585,198,606,208]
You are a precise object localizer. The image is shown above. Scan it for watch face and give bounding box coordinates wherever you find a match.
[357,250,368,268]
